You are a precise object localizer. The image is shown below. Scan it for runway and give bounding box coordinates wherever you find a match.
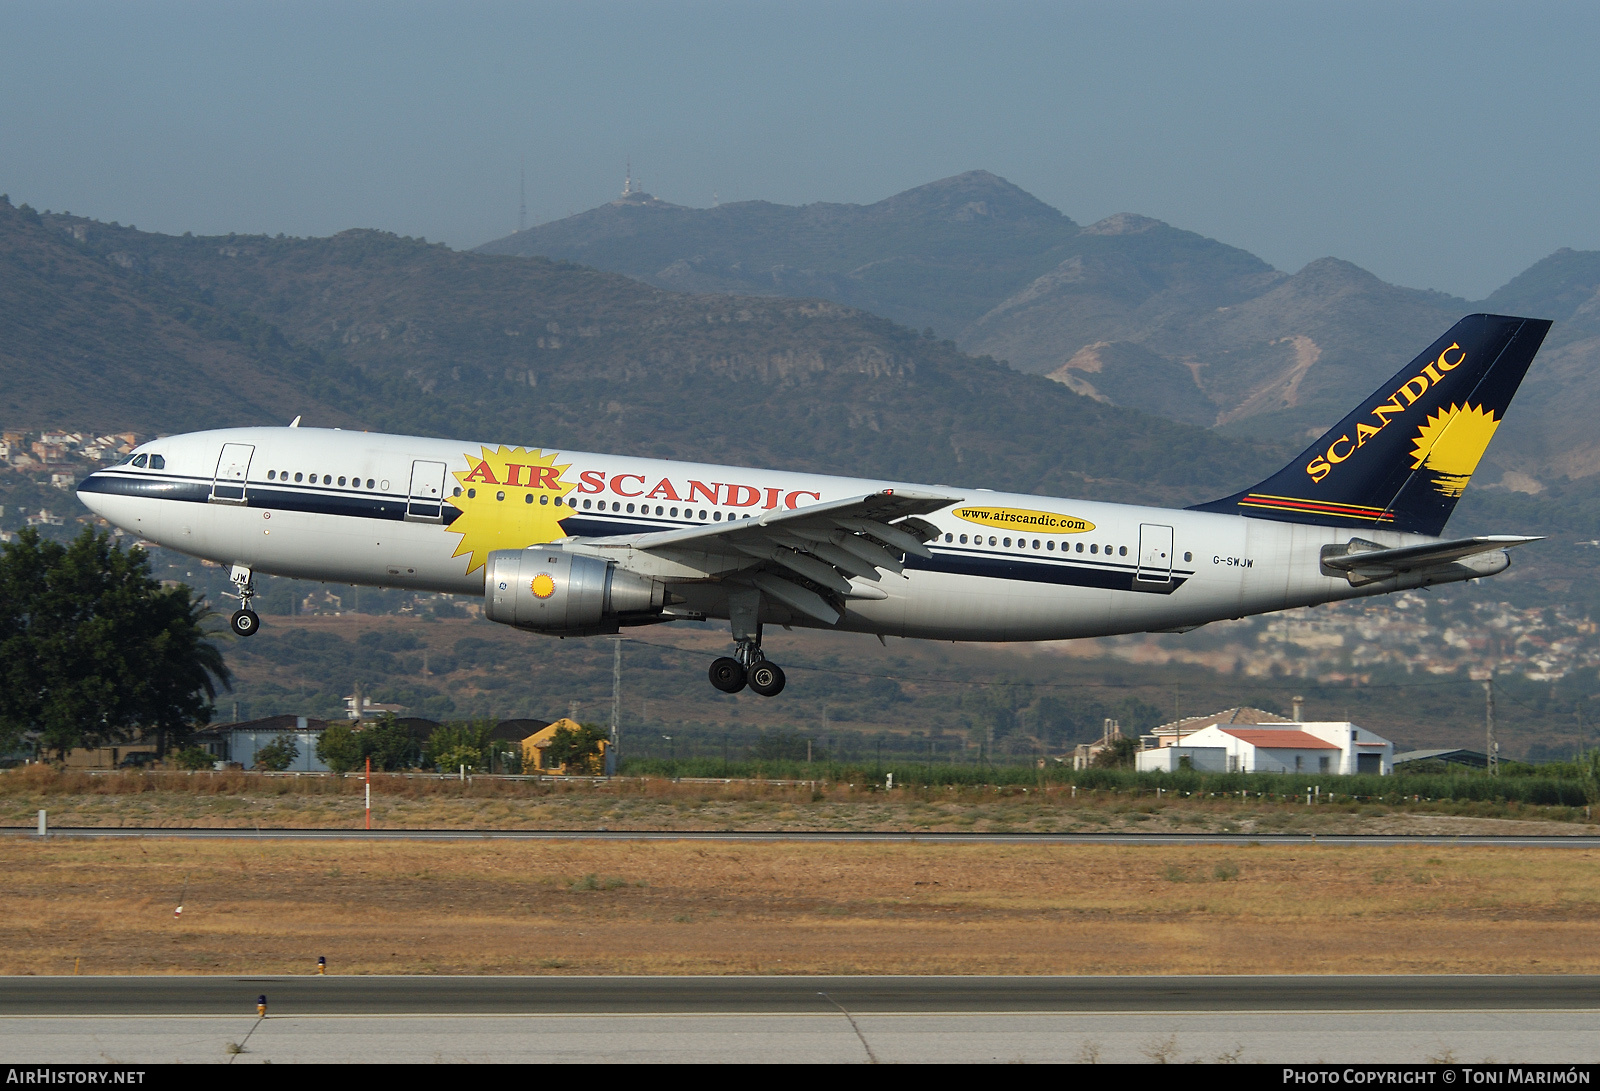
[4,974,1599,1014]
[7,826,1600,847]
[3,977,1597,1064]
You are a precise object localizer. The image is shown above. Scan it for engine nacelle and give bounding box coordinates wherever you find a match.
[483,547,664,635]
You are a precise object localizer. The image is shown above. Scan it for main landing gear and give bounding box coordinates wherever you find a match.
[228,564,260,638]
[708,637,787,697]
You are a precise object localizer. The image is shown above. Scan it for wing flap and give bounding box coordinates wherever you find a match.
[748,572,841,625]
[735,542,856,595]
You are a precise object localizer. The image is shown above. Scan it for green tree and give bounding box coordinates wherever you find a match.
[253,734,300,772]
[495,743,524,775]
[1092,736,1140,769]
[425,720,493,773]
[316,721,364,774]
[0,529,230,759]
[542,722,608,774]
[171,745,214,770]
[362,713,419,771]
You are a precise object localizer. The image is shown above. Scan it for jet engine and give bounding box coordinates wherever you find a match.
[483,547,665,636]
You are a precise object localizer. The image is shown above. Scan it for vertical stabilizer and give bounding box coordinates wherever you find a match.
[1190,314,1550,535]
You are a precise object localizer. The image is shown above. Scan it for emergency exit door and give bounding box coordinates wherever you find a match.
[1136,523,1174,584]
[210,443,255,504]
[406,460,448,522]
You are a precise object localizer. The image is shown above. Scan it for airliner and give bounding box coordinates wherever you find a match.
[78,314,1549,697]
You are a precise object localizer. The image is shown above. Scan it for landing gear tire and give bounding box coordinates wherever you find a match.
[230,609,260,638]
[748,660,786,697]
[708,656,747,693]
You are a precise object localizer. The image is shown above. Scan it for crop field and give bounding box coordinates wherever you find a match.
[2,766,1597,835]
[3,838,1599,976]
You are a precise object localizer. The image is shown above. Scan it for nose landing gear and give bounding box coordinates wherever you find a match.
[228,564,260,638]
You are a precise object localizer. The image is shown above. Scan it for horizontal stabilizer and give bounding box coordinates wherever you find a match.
[1320,535,1540,585]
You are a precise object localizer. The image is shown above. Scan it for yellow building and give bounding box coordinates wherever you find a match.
[59,743,158,769]
[521,718,608,775]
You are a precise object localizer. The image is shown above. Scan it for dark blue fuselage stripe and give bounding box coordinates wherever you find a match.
[908,551,1188,595]
[78,475,212,503]
[81,473,443,523]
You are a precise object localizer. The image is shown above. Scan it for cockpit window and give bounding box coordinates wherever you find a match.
[149,454,166,470]
[131,454,149,468]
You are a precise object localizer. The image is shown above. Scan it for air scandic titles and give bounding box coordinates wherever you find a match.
[78,314,1550,698]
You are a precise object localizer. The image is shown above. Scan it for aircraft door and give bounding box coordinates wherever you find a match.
[1136,523,1174,584]
[406,460,448,522]
[210,443,255,505]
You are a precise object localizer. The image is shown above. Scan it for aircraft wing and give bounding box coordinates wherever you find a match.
[587,488,960,625]
[1320,535,1541,585]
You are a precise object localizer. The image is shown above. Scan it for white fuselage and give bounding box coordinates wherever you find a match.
[78,426,1501,642]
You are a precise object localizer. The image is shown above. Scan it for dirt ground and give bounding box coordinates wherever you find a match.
[4,838,1599,977]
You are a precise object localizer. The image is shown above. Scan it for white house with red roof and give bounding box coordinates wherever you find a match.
[1137,710,1393,775]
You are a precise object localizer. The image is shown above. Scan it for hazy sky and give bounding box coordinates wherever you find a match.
[3,1,1597,299]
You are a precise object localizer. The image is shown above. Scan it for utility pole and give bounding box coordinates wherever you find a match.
[1484,679,1498,777]
[519,157,527,234]
[607,639,621,775]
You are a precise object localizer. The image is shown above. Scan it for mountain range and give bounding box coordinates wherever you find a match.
[0,196,1283,510]
[480,171,1600,491]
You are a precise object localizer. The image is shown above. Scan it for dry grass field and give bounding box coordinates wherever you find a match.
[4,838,1599,976]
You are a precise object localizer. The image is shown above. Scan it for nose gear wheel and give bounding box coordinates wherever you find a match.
[227,565,260,637]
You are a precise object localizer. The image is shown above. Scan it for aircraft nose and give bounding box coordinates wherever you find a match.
[76,470,113,515]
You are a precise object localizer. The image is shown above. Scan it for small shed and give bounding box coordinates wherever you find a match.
[1137,745,1228,773]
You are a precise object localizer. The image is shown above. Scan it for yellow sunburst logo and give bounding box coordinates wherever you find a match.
[530,573,556,599]
[446,446,575,574]
[1408,402,1500,498]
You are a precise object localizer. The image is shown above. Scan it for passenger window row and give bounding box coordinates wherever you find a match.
[940,532,1129,557]
[267,470,380,489]
[444,489,753,524]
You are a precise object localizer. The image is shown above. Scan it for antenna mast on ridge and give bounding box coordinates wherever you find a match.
[519,157,527,233]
